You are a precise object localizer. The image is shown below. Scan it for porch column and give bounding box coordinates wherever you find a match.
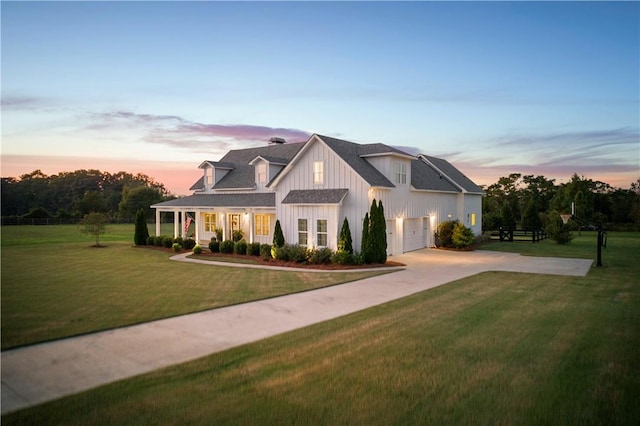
[180,210,186,239]
[249,212,254,244]
[194,211,200,242]
[155,209,161,237]
[173,211,180,238]
[221,213,227,241]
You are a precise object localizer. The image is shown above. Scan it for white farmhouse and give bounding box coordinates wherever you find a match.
[151,134,483,255]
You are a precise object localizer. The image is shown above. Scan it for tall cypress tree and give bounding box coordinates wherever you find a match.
[134,208,149,245]
[338,217,353,254]
[368,199,379,262]
[273,219,285,248]
[376,200,387,263]
[361,212,371,263]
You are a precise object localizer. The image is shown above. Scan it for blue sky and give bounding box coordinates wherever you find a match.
[2,1,638,194]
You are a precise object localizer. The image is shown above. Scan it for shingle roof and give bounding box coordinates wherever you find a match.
[411,159,460,192]
[421,155,484,194]
[152,193,276,208]
[315,135,395,187]
[189,142,306,190]
[189,176,204,191]
[281,189,349,205]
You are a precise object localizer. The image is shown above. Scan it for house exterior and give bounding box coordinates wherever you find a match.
[151,134,484,255]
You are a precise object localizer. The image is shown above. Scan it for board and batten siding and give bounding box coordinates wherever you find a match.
[274,139,371,251]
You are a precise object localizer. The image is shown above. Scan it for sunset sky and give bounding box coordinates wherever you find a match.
[2,1,638,195]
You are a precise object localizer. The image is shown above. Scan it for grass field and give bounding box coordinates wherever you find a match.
[0,224,390,349]
[2,228,639,424]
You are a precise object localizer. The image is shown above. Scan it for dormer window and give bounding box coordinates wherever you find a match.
[394,162,407,185]
[257,163,267,183]
[206,167,213,187]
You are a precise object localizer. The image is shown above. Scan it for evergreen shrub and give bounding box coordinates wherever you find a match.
[220,240,235,253]
[260,244,272,260]
[234,240,248,255]
[248,242,261,256]
[192,244,202,254]
[208,240,220,253]
[310,247,333,264]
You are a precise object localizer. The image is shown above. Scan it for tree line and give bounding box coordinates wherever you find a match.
[482,173,640,231]
[1,169,175,222]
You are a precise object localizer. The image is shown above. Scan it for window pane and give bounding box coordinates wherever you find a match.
[317,219,327,232]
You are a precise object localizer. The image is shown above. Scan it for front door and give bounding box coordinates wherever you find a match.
[229,214,241,239]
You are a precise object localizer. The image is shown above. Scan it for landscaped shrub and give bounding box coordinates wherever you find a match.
[248,242,261,256]
[162,236,174,248]
[134,208,149,246]
[232,230,244,242]
[452,222,475,248]
[153,236,163,246]
[146,236,155,246]
[310,247,333,264]
[209,240,220,252]
[173,237,184,247]
[234,240,248,255]
[437,220,457,248]
[183,238,197,250]
[172,242,182,252]
[192,244,202,255]
[260,244,272,260]
[213,227,223,242]
[331,250,354,265]
[274,245,290,261]
[287,244,309,263]
[220,240,235,253]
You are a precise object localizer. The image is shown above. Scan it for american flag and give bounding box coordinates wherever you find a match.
[184,214,192,234]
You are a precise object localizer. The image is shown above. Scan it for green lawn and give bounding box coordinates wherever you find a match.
[3,231,638,424]
[0,225,390,349]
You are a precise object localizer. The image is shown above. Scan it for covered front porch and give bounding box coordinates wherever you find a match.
[150,193,277,245]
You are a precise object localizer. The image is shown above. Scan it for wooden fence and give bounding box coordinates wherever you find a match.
[489,228,548,243]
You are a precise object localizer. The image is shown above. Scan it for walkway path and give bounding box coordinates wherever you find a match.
[1,249,592,415]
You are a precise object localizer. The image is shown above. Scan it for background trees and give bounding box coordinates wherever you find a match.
[483,174,639,231]
[1,169,174,221]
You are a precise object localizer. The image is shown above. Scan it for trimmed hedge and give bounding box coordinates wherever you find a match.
[248,242,261,256]
[234,240,248,255]
[208,240,220,253]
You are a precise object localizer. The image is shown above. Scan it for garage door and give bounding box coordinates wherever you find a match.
[403,218,425,252]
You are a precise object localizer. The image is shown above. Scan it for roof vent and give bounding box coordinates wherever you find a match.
[269,137,286,145]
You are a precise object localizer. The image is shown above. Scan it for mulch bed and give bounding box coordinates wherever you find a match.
[138,245,404,270]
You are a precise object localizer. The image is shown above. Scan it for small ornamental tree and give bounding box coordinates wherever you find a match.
[337,217,353,254]
[437,220,457,248]
[134,208,149,245]
[80,212,109,247]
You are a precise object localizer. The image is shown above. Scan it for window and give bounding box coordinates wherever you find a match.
[313,161,324,185]
[255,214,270,236]
[317,219,327,247]
[204,213,217,232]
[206,167,213,187]
[298,219,308,246]
[471,213,476,227]
[394,162,407,184]
[257,164,267,183]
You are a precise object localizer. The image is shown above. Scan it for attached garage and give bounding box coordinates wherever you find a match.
[403,218,426,252]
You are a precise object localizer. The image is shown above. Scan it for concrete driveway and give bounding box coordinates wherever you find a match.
[1,249,592,415]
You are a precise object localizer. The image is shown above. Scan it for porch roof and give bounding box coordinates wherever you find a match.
[152,193,276,209]
[281,188,349,205]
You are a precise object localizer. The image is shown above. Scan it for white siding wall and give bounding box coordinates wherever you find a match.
[274,139,371,251]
